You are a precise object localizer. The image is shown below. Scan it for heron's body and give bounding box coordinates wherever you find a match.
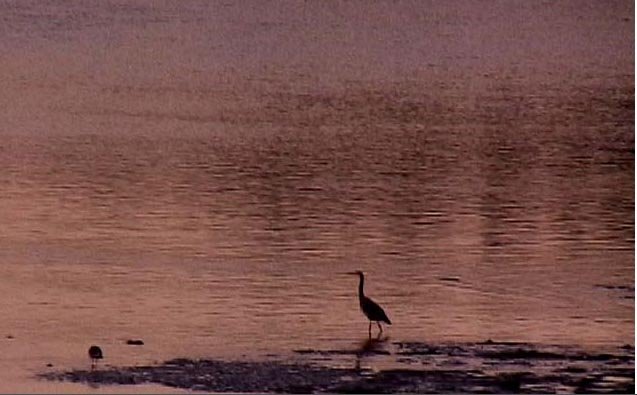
[88,345,103,370]
[351,271,391,336]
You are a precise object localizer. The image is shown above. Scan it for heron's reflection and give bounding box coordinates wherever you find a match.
[354,334,389,372]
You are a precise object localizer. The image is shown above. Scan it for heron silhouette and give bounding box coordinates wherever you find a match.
[347,271,391,336]
[88,345,103,370]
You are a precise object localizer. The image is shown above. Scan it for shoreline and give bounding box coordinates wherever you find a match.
[40,340,634,393]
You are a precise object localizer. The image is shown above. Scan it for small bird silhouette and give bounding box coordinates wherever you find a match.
[348,270,391,336]
[88,345,103,370]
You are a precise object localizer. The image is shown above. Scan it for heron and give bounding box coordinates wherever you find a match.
[88,345,103,370]
[347,270,391,336]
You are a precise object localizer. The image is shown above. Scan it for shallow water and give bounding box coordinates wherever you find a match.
[0,0,634,392]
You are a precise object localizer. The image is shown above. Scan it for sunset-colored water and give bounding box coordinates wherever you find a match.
[0,1,633,392]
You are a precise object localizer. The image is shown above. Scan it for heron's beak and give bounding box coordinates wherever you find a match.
[344,271,358,275]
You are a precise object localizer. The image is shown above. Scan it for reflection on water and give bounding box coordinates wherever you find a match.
[0,0,633,391]
[355,335,391,372]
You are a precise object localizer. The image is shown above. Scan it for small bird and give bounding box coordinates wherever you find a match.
[88,345,103,370]
[347,270,391,336]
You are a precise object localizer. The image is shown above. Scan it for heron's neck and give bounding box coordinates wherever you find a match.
[358,275,365,298]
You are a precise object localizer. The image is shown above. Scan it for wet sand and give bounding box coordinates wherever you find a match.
[40,340,634,393]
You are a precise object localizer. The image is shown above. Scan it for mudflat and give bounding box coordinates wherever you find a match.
[41,340,634,393]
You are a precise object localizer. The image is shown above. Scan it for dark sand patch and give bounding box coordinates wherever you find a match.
[40,341,634,393]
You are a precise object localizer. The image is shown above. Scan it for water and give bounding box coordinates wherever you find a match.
[0,0,633,391]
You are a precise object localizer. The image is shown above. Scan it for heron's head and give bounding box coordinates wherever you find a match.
[346,270,364,277]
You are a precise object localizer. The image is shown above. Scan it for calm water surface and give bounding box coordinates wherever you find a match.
[0,0,633,391]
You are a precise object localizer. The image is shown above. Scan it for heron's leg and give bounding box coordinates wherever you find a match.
[377,322,383,334]
[368,321,372,337]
